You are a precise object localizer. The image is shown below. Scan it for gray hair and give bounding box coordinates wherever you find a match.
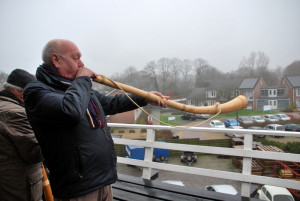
[3,82,23,92]
[42,39,64,65]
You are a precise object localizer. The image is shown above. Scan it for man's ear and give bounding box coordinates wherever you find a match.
[50,53,61,69]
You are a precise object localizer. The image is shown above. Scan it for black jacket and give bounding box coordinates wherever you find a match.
[24,66,147,198]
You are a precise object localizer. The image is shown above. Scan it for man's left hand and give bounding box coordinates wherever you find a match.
[148,91,169,108]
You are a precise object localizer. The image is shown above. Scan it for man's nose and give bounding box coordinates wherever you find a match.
[78,60,84,67]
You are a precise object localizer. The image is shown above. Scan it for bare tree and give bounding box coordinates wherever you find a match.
[181,59,193,81]
[144,61,160,91]
[169,58,182,84]
[157,57,171,92]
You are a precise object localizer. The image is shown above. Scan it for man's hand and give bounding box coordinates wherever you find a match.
[75,67,98,79]
[148,91,170,108]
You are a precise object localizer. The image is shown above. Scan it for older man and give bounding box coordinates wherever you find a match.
[24,39,168,201]
[0,69,44,201]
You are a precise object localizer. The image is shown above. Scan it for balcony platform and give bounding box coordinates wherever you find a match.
[112,174,261,201]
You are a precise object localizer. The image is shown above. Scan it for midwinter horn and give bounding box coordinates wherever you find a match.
[94,75,248,114]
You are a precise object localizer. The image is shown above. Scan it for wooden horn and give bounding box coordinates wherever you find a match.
[94,75,248,114]
[42,164,54,201]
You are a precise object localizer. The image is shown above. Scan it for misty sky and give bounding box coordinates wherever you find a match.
[0,0,299,77]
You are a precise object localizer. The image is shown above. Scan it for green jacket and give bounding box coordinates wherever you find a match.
[0,91,44,201]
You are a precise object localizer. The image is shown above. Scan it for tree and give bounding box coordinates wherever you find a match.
[144,61,160,91]
[157,58,171,92]
[283,61,300,76]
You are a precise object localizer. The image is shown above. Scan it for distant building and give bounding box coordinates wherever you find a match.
[106,89,143,124]
[279,75,300,109]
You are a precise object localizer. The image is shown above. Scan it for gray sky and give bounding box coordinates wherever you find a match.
[0,0,299,77]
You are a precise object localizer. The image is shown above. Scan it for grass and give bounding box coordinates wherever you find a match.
[216,110,276,118]
[160,115,182,126]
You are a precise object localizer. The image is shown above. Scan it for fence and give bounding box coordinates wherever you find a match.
[109,123,300,198]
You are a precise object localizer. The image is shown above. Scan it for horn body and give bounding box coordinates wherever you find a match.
[94,75,248,114]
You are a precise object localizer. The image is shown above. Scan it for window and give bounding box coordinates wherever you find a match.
[277,89,284,97]
[208,90,216,98]
[261,89,268,97]
[266,191,272,201]
[296,88,300,96]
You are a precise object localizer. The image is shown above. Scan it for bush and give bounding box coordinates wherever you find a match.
[283,142,300,154]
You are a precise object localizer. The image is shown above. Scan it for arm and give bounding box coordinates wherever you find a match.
[1,110,43,164]
[24,77,93,126]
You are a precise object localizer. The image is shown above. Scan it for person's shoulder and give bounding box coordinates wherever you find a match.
[24,80,49,90]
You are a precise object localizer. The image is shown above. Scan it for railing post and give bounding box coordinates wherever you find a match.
[142,128,155,180]
[241,133,253,198]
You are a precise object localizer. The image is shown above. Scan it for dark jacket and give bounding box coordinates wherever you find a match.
[0,91,43,201]
[23,66,148,198]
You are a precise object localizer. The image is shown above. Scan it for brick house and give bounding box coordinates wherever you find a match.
[256,86,289,110]
[239,77,267,110]
[279,75,300,109]
[106,89,143,124]
[186,77,267,110]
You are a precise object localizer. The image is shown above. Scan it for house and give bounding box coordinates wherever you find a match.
[106,89,143,124]
[279,75,300,109]
[239,77,267,110]
[186,77,266,110]
[256,86,289,110]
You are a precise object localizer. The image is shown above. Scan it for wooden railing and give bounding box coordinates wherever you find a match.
[109,123,300,198]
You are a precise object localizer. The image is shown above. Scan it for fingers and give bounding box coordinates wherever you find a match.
[148,91,170,108]
[75,67,98,79]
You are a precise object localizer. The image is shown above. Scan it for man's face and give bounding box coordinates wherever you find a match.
[56,41,84,80]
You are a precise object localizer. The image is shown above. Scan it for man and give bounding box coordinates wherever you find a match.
[0,69,44,201]
[24,39,168,201]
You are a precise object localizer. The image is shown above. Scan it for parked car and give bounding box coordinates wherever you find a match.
[162,180,185,186]
[209,120,225,128]
[264,124,285,138]
[194,114,210,119]
[237,116,253,126]
[205,184,238,195]
[224,118,240,127]
[275,113,291,121]
[225,126,244,138]
[283,123,300,132]
[263,114,279,122]
[257,185,295,201]
[181,113,196,120]
[180,151,197,166]
[286,113,300,119]
[247,126,265,138]
[250,116,266,123]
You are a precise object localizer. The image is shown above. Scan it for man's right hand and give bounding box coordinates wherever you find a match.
[75,67,98,79]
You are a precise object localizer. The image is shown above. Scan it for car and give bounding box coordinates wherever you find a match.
[224,118,240,127]
[162,180,185,186]
[180,151,197,166]
[264,124,285,138]
[247,126,265,138]
[181,113,196,120]
[283,123,300,132]
[275,113,291,121]
[250,116,266,123]
[237,116,253,126]
[225,126,244,138]
[205,184,238,195]
[257,185,295,201]
[194,114,210,119]
[263,114,279,122]
[286,113,300,119]
[209,120,225,128]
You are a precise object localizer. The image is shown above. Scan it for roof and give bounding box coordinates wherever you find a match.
[262,185,292,197]
[187,87,207,99]
[239,78,259,89]
[207,78,244,90]
[285,75,300,87]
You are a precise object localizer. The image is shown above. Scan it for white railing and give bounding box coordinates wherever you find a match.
[109,123,300,198]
